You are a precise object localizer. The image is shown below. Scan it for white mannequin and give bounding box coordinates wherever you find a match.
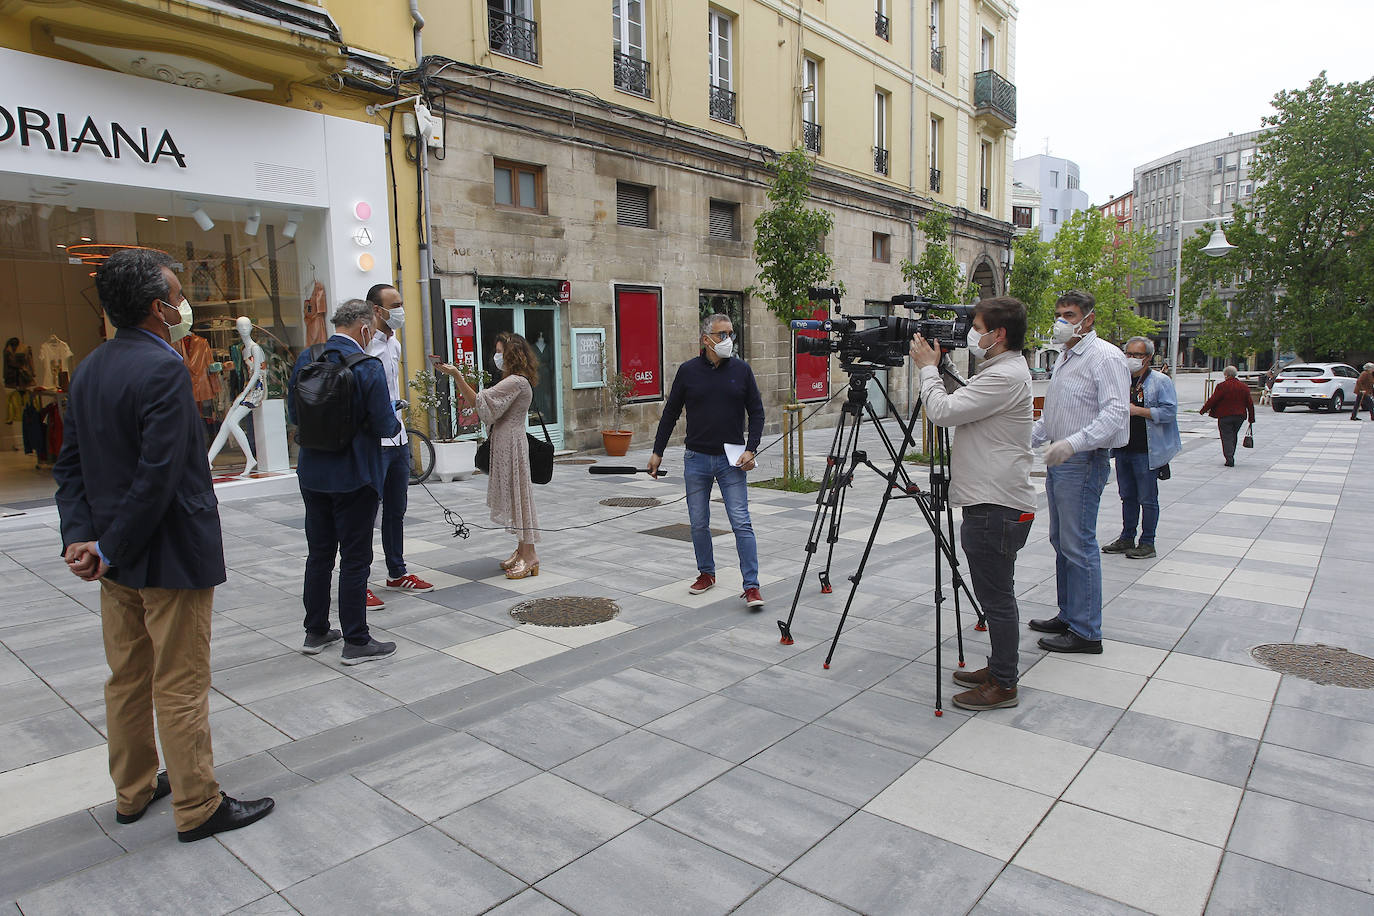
[206,316,266,477]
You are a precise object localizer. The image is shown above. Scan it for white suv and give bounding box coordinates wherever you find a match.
[1270,363,1360,412]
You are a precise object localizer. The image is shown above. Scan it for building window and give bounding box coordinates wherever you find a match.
[488,0,538,64]
[1012,206,1033,229]
[1225,151,1239,171]
[1050,170,1060,188]
[616,182,654,228]
[803,57,822,153]
[1049,208,1058,223]
[612,0,650,98]
[979,140,993,210]
[873,90,889,175]
[494,159,544,211]
[930,0,943,72]
[929,116,942,192]
[708,10,736,123]
[708,199,739,240]
[875,0,890,41]
[1215,156,1224,172]
[1224,182,1236,201]
[980,29,994,71]
[872,232,890,262]
[1067,174,1079,190]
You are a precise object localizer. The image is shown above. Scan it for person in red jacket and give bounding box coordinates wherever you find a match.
[1199,365,1256,466]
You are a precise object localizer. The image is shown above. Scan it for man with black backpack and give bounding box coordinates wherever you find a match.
[288,299,401,664]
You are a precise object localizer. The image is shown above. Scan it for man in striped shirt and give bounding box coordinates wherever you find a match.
[1028,291,1130,654]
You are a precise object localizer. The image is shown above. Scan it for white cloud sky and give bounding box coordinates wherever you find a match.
[1014,0,1374,202]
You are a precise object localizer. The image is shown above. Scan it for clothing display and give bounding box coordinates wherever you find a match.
[182,334,215,403]
[37,335,73,389]
[532,334,556,422]
[304,281,328,347]
[4,345,35,388]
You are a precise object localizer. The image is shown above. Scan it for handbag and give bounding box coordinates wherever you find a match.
[1156,463,1171,481]
[1242,424,1254,449]
[474,411,554,485]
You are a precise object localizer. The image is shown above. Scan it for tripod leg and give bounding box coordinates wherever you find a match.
[822,454,899,670]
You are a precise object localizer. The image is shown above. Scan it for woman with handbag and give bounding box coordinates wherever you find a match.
[439,332,542,578]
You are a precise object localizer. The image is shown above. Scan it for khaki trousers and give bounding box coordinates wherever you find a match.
[101,579,221,832]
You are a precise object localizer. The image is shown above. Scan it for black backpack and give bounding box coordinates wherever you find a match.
[291,344,378,452]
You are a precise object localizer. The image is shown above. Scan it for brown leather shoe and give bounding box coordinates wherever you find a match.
[952,680,1019,710]
[952,666,990,688]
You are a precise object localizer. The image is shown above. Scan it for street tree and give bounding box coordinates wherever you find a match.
[1008,230,1055,341]
[899,209,978,305]
[1044,208,1156,346]
[751,147,839,324]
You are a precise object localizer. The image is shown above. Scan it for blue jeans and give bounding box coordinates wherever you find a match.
[1114,450,1158,545]
[1045,450,1111,641]
[379,445,410,578]
[683,449,759,589]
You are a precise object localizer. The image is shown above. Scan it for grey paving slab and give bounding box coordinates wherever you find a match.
[783,811,1002,916]
[435,772,640,883]
[0,811,123,901]
[732,880,859,915]
[631,641,771,691]
[210,626,294,671]
[970,864,1150,915]
[656,767,854,873]
[817,688,967,757]
[535,819,769,916]
[0,707,103,772]
[356,732,539,822]
[212,654,340,705]
[207,705,292,766]
[1274,677,1374,725]
[464,696,632,769]
[1204,852,1374,915]
[389,608,506,649]
[0,646,31,688]
[558,667,709,726]
[643,694,806,763]
[781,642,912,689]
[413,580,519,614]
[217,775,423,892]
[744,724,917,808]
[1248,742,1374,823]
[16,828,271,916]
[269,707,453,781]
[1099,710,1259,788]
[720,665,863,722]
[971,684,1123,748]
[405,670,545,730]
[226,894,299,914]
[553,728,733,815]
[0,678,66,726]
[483,890,574,916]
[282,826,523,916]
[1227,791,1374,893]
[1263,703,1374,768]
[245,676,400,741]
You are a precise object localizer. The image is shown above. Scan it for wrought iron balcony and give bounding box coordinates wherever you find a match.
[875,12,890,41]
[929,167,942,193]
[980,186,990,210]
[613,51,651,98]
[973,69,1016,129]
[931,46,945,74]
[709,83,736,124]
[874,146,889,176]
[489,11,539,64]
[803,120,822,154]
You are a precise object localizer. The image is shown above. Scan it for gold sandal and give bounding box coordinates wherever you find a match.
[504,559,540,579]
[499,551,520,571]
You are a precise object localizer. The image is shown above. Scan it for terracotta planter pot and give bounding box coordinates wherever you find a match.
[601,430,632,457]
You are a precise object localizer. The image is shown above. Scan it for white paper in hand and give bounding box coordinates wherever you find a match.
[724,442,747,469]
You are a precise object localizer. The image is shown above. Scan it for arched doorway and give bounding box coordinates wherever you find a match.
[971,261,997,300]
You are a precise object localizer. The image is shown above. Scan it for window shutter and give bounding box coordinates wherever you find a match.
[708,201,737,240]
[617,183,651,228]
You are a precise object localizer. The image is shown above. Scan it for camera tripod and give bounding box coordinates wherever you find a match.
[776,357,984,715]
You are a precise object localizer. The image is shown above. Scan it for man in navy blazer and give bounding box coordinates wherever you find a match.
[54,248,274,843]
[288,298,400,664]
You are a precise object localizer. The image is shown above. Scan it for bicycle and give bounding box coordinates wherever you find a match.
[406,427,435,484]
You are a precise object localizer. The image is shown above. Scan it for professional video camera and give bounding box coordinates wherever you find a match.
[792,287,975,368]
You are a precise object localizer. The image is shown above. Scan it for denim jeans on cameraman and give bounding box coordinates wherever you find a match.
[683,449,759,589]
[1113,450,1158,546]
[1045,449,1111,641]
[960,504,1034,688]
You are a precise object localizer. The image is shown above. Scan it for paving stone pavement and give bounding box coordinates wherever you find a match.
[1,388,1372,914]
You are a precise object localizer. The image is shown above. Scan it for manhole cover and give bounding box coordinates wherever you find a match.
[1250,643,1374,688]
[510,596,620,627]
[600,496,662,508]
[557,458,598,465]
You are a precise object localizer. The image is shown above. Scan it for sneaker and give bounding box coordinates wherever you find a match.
[742,587,765,609]
[952,680,1019,711]
[952,665,990,688]
[366,589,386,610]
[384,574,434,592]
[1125,543,1157,559]
[688,573,716,595]
[1101,537,1134,554]
[341,639,397,666]
[301,628,342,655]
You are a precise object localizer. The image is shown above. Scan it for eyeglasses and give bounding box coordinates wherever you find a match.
[707,330,736,341]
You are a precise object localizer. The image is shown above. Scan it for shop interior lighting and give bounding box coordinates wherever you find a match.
[80,236,92,242]
[190,206,215,231]
[282,213,301,239]
[243,208,261,236]
[66,205,80,213]
[156,215,169,222]
[36,204,53,220]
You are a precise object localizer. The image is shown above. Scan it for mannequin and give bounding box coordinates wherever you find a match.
[206,316,266,476]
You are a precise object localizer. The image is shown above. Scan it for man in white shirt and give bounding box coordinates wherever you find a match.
[366,284,432,597]
[1028,290,1130,654]
[911,297,1035,710]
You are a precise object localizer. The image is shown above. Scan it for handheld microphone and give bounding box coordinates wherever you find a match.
[589,466,669,477]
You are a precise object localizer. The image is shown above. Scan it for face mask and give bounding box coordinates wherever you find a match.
[492,352,504,371]
[361,325,372,349]
[1125,357,1145,373]
[386,307,405,331]
[1051,316,1086,344]
[712,337,734,360]
[967,328,994,360]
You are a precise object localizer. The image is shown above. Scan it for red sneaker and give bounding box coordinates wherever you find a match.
[688,573,716,595]
[384,574,434,592]
[742,587,764,608]
[365,589,386,610]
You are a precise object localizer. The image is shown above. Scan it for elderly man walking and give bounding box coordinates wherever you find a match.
[1351,362,1374,421]
[1199,366,1255,467]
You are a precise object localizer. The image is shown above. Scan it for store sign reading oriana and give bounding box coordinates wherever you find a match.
[0,104,187,168]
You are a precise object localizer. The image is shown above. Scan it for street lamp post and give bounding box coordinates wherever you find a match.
[1169,204,1235,373]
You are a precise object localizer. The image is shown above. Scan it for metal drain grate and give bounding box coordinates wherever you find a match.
[557,458,598,465]
[600,496,662,508]
[1250,643,1374,689]
[510,596,620,627]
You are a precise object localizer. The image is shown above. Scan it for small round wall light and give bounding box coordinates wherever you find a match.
[354,201,372,221]
[357,252,376,272]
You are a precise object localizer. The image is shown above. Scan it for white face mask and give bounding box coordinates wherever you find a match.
[168,299,193,343]
[386,307,405,331]
[712,337,734,360]
[1051,315,1087,344]
[1125,357,1145,373]
[967,327,994,360]
[492,352,504,371]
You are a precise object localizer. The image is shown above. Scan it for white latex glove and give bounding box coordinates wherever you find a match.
[1043,440,1075,467]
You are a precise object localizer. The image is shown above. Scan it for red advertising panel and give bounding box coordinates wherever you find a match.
[615,288,663,400]
[450,304,479,431]
[794,304,830,401]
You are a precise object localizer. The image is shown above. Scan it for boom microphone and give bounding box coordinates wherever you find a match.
[589,466,669,477]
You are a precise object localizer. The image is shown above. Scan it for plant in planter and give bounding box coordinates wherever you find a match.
[407,364,490,481]
[599,352,637,457]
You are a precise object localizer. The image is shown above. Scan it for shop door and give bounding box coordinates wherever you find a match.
[477,305,562,448]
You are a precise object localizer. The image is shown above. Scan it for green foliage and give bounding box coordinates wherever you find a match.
[750,475,822,493]
[899,210,979,305]
[598,343,636,430]
[1008,230,1055,341]
[1043,208,1157,346]
[751,147,840,324]
[407,364,489,441]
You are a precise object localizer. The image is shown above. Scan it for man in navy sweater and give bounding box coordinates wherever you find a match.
[648,313,766,608]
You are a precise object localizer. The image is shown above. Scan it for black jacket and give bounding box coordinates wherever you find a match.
[54,328,226,590]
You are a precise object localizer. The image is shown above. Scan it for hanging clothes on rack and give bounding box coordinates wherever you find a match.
[37,335,73,389]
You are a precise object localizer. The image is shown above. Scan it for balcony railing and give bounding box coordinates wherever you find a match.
[803,120,822,154]
[931,46,945,74]
[980,186,990,210]
[874,146,889,176]
[973,69,1017,129]
[709,83,736,123]
[929,167,942,193]
[489,11,538,63]
[875,12,890,41]
[613,51,651,98]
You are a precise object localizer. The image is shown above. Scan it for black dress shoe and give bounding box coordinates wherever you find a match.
[1038,631,1104,654]
[177,793,275,843]
[116,771,171,824]
[1027,617,1070,634]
